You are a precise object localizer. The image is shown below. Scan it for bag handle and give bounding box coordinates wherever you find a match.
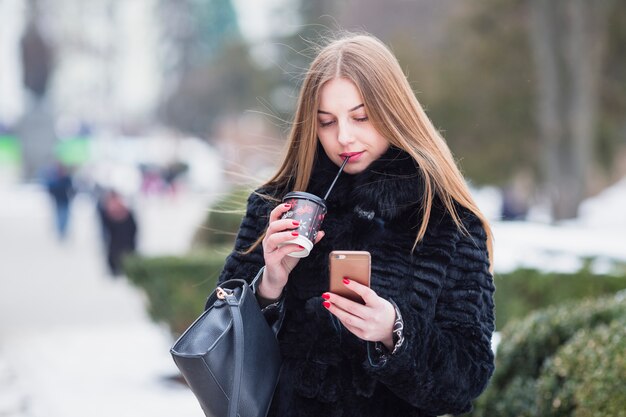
[217,287,245,417]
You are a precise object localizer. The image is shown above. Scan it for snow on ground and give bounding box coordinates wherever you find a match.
[472,181,626,274]
[0,177,624,417]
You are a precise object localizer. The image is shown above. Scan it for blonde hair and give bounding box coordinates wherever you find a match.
[258,33,494,269]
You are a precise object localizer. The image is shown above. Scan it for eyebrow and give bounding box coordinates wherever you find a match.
[317,104,364,115]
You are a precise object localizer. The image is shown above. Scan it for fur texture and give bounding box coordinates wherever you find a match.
[218,146,495,417]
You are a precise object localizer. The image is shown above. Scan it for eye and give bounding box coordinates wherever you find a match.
[354,116,369,122]
[319,120,335,127]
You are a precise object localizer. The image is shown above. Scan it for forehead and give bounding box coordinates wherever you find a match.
[318,78,364,111]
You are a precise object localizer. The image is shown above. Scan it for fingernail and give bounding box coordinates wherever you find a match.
[292,221,300,226]
[291,231,299,236]
[343,278,350,285]
[298,245,304,249]
[322,301,331,309]
[284,203,291,208]
[322,293,330,300]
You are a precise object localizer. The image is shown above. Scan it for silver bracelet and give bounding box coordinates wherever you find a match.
[373,299,405,360]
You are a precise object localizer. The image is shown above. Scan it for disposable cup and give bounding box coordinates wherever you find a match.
[277,191,327,258]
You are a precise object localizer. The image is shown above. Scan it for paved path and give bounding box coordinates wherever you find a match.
[0,185,210,417]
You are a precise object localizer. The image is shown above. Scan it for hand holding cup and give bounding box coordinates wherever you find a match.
[278,192,327,258]
[260,202,325,299]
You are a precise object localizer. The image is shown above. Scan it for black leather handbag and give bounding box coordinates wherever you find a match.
[170,269,282,417]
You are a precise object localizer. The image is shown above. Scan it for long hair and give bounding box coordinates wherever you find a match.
[256,33,494,269]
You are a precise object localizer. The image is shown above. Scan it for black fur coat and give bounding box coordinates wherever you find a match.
[217,146,496,417]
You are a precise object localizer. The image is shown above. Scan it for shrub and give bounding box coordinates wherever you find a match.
[123,249,231,336]
[468,292,626,417]
[537,320,626,417]
[493,267,626,329]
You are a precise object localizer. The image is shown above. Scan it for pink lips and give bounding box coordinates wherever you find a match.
[340,151,364,162]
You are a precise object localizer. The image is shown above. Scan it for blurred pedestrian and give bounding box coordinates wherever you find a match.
[501,170,533,221]
[93,184,110,246]
[99,191,137,276]
[44,162,75,240]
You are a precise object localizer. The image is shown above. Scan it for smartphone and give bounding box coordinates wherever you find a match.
[328,251,371,304]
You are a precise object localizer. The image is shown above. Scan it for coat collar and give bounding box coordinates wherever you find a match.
[306,143,425,221]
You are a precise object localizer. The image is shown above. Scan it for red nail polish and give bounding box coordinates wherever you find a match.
[343,278,350,285]
[291,232,299,236]
[292,221,300,226]
[322,301,331,309]
[322,293,330,300]
[284,203,291,209]
[298,245,304,249]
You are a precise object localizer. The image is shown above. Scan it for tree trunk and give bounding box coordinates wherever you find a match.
[529,0,613,220]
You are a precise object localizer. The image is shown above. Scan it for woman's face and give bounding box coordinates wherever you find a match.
[316,78,389,174]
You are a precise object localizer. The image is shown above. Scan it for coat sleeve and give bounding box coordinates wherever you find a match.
[217,189,275,285]
[364,211,496,416]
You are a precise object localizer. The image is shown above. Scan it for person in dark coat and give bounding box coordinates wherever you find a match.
[216,33,496,417]
[100,191,137,276]
[44,162,75,240]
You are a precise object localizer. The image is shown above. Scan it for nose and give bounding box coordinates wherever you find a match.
[337,121,354,146]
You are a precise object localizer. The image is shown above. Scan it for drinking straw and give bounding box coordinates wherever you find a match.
[323,156,351,200]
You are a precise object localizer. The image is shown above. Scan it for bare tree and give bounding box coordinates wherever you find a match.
[529,0,614,220]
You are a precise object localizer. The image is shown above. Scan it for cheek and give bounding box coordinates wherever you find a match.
[377,138,390,153]
[318,131,337,147]
[367,131,390,155]
[318,134,340,160]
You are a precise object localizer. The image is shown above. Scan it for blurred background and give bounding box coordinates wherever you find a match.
[0,0,625,416]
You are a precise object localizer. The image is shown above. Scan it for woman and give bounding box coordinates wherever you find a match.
[217,33,495,417]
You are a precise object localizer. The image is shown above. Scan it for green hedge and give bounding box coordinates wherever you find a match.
[123,249,231,336]
[494,267,626,329]
[191,187,251,248]
[536,320,626,417]
[468,292,626,417]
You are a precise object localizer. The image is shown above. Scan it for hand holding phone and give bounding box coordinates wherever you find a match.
[328,251,371,304]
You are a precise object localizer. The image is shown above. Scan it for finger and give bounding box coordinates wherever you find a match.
[342,278,379,306]
[322,292,369,319]
[323,300,365,332]
[266,217,301,236]
[314,230,325,244]
[271,242,305,259]
[264,230,302,253]
[269,202,293,223]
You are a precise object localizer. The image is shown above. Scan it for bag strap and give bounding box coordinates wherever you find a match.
[223,289,245,417]
[250,267,286,336]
